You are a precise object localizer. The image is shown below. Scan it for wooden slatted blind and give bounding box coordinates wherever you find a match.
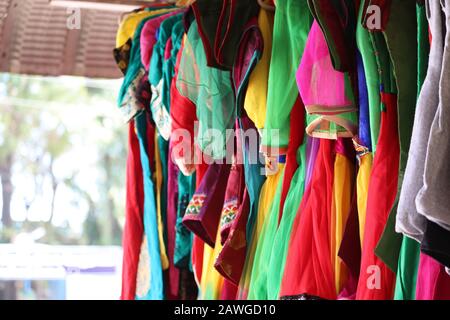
[0,0,126,78]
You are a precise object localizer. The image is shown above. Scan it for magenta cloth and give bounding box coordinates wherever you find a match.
[220,279,238,300]
[140,10,182,71]
[297,21,353,114]
[416,253,450,300]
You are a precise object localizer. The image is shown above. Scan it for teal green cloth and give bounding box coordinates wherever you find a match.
[149,14,184,140]
[176,21,235,160]
[118,14,162,108]
[135,112,164,300]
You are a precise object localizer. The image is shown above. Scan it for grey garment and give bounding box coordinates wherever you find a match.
[396,0,445,241]
[416,0,450,231]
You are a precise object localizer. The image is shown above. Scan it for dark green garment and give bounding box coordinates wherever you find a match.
[174,172,196,270]
[375,0,418,273]
[394,2,429,300]
[394,237,420,300]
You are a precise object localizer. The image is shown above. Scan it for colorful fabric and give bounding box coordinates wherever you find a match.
[121,120,145,300]
[148,14,184,140]
[356,93,400,300]
[261,0,313,153]
[238,163,285,299]
[297,21,358,140]
[331,139,355,295]
[176,21,235,160]
[280,139,336,300]
[135,111,165,300]
[243,7,274,129]
[182,163,230,248]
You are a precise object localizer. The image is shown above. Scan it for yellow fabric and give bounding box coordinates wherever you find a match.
[176,0,195,6]
[154,134,169,270]
[243,8,274,129]
[356,152,373,248]
[332,153,355,294]
[237,163,285,299]
[199,224,225,300]
[116,9,174,48]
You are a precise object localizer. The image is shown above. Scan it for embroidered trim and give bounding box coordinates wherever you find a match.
[185,194,207,216]
[220,199,238,229]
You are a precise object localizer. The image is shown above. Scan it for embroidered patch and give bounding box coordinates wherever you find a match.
[185,194,207,216]
[220,199,238,229]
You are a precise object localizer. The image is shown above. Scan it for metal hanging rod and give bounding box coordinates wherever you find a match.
[49,0,175,12]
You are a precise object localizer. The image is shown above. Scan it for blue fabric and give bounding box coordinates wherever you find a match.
[135,112,164,300]
[357,49,372,151]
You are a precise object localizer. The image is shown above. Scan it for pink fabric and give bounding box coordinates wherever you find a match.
[296,21,352,114]
[416,253,450,300]
[140,10,181,70]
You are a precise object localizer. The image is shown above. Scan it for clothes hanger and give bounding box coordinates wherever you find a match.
[257,0,275,12]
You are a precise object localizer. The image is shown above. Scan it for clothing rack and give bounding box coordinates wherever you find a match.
[49,0,176,11]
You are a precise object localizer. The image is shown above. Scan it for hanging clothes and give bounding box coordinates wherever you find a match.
[121,120,146,300]
[243,7,274,130]
[114,0,450,302]
[394,0,431,301]
[297,21,358,140]
[261,0,312,156]
[416,0,450,235]
[280,139,336,300]
[356,92,400,300]
[247,165,285,299]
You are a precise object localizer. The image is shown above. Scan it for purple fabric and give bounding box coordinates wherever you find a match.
[182,163,231,248]
[357,50,372,150]
[305,137,320,186]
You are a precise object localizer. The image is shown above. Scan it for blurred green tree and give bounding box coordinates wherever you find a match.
[0,73,126,246]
